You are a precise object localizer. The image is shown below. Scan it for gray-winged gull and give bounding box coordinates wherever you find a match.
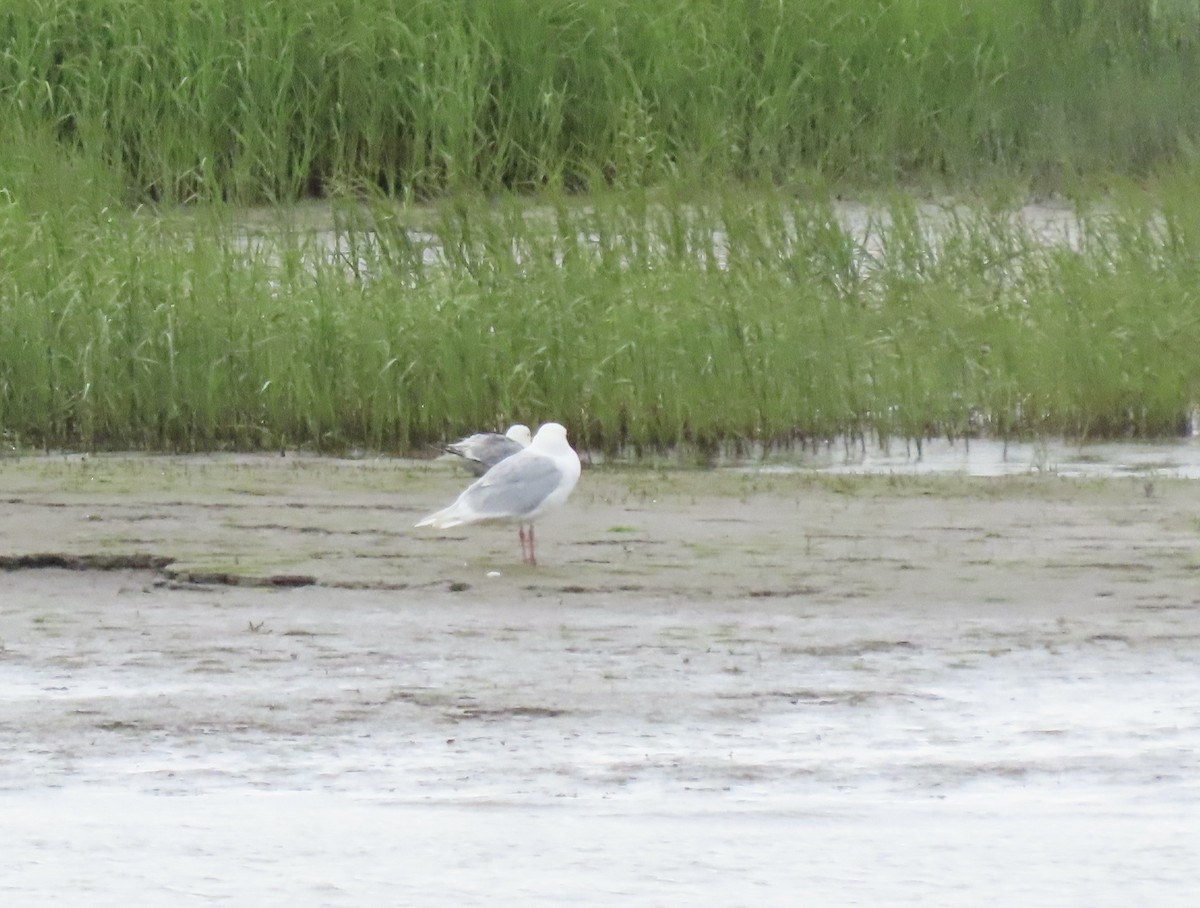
[444,424,531,476]
[416,422,580,565]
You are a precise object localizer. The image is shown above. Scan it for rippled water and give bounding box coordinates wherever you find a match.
[2,570,1198,906]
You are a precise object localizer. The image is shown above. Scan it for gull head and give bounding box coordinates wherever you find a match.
[505,424,532,446]
[529,422,572,454]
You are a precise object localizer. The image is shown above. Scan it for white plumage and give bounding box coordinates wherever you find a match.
[416,422,581,565]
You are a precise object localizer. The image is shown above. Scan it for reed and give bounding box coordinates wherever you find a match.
[3,0,1200,202]
[3,137,1200,452]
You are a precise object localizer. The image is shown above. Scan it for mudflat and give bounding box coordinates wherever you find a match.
[2,454,1198,906]
[2,452,1197,603]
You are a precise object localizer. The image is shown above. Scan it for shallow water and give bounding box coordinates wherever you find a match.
[233,195,1088,279]
[3,565,1198,906]
[752,434,1200,479]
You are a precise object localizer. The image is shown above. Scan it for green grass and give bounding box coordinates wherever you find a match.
[4,1,1200,452]
[4,0,1200,202]
[3,143,1200,452]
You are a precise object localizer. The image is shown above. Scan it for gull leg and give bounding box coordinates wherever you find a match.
[527,524,537,566]
[519,525,528,563]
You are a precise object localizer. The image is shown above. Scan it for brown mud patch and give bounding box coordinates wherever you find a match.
[1,452,1198,610]
[3,454,1199,905]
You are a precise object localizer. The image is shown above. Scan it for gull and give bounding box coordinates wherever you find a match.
[444,424,531,476]
[416,422,580,565]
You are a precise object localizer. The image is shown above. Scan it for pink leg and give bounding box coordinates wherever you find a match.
[519,525,529,563]
[527,524,537,566]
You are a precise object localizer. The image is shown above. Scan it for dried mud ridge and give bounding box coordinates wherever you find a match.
[0,550,602,595]
[0,551,317,589]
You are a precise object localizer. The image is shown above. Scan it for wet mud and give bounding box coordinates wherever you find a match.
[2,454,1199,905]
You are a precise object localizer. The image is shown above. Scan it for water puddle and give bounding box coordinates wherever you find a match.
[744,435,1200,479]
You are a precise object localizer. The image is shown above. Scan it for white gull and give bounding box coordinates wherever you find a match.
[443,424,531,476]
[416,422,580,565]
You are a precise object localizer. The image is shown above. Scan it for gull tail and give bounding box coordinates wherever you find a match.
[415,505,466,529]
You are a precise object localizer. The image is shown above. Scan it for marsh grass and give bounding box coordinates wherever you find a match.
[4,0,1200,202]
[3,141,1200,452]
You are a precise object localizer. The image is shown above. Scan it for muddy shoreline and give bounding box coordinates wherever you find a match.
[3,451,1198,597]
[3,454,1199,905]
